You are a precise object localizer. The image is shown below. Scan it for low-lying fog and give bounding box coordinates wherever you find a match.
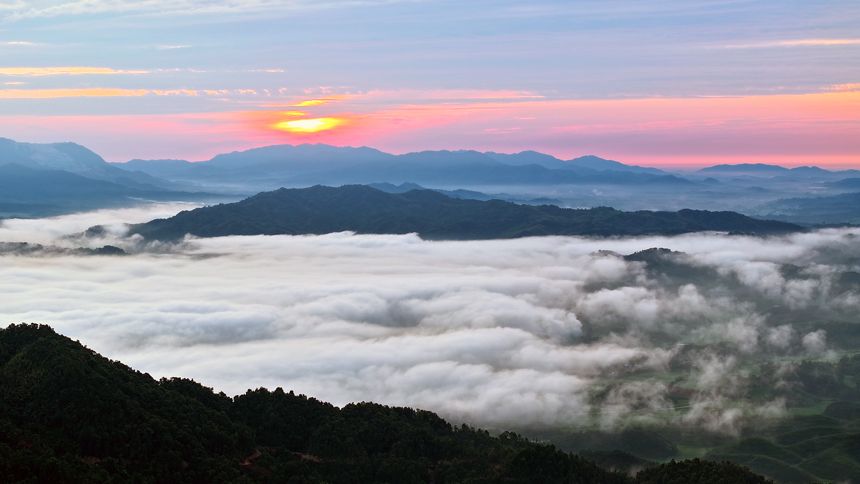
[1,204,858,433]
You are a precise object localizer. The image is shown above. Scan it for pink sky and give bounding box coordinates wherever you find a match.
[1,89,857,169]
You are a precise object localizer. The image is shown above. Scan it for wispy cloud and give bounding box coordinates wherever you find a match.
[152,89,198,96]
[0,88,148,98]
[2,0,413,21]
[0,87,266,98]
[0,67,148,76]
[291,95,351,107]
[721,38,860,49]
[829,83,860,92]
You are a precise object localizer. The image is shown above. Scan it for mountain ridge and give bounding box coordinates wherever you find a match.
[129,184,803,241]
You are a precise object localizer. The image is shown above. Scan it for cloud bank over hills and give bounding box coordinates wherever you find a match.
[1,205,857,433]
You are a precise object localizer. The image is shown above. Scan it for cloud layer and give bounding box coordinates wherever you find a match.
[1,205,858,431]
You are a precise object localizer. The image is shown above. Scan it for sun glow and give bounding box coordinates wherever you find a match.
[276,117,342,133]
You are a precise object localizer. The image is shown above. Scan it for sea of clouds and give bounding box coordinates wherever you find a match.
[1,204,858,432]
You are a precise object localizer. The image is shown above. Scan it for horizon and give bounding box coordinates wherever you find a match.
[7,136,860,173]
[0,1,857,168]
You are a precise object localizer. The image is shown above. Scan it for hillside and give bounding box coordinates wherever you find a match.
[129,185,803,241]
[0,323,781,484]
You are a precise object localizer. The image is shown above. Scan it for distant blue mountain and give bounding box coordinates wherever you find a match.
[0,137,174,190]
[563,155,667,175]
[483,150,568,169]
[0,163,216,218]
[114,143,687,188]
[206,143,394,170]
[698,163,789,175]
[760,191,860,225]
[697,163,860,180]
[826,178,860,189]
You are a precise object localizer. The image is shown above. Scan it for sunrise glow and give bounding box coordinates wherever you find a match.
[0,1,855,169]
[275,118,343,133]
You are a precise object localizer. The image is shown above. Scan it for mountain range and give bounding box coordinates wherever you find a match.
[3,137,860,225]
[116,143,860,187]
[121,144,695,190]
[0,138,227,218]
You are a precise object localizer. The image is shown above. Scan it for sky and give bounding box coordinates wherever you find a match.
[0,0,858,167]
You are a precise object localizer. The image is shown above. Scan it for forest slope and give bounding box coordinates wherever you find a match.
[0,323,781,484]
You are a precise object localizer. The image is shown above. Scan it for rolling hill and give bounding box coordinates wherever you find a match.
[129,185,803,241]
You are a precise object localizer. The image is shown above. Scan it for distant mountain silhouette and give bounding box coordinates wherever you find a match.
[0,137,175,190]
[113,143,687,188]
[129,185,802,241]
[0,163,218,218]
[696,163,860,180]
[698,163,790,175]
[759,191,860,224]
[826,178,860,189]
[483,150,569,169]
[564,155,667,175]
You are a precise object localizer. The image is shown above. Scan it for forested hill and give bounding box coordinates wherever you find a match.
[0,323,779,484]
[130,185,802,241]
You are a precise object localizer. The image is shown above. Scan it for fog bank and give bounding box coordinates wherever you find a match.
[1,206,858,430]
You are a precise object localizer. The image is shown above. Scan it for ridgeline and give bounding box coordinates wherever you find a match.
[130,185,802,241]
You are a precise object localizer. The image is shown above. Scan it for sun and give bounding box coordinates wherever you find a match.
[275,117,342,133]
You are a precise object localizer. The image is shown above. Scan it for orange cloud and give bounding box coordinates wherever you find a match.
[152,89,199,96]
[779,39,860,46]
[0,67,148,76]
[0,88,148,99]
[829,83,860,92]
[291,95,350,107]
[722,39,860,49]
